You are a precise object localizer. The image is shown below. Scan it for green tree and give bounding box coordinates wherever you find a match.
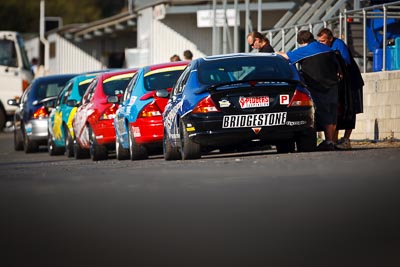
[0,0,125,33]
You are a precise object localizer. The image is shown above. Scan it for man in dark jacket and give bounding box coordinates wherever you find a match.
[317,28,364,150]
[247,31,274,53]
[277,30,340,151]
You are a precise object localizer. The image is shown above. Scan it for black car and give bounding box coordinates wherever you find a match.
[162,53,317,160]
[8,73,77,153]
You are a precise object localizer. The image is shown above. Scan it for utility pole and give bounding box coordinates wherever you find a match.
[40,0,49,72]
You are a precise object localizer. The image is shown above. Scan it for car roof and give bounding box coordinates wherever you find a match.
[95,68,138,80]
[144,61,190,72]
[33,73,77,83]
[69,73,99,82]
[81,69,117,75]
[202,52,279,61]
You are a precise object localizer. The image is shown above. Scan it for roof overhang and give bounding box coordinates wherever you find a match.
[57,11,137,42]
[134,0,296,13]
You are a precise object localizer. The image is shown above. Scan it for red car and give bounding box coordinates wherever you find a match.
[114,61,189,160]
[72,68,138,160]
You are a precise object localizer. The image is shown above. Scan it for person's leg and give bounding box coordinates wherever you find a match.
[333,130,339,143]
[343,129,352,139]
[335,128,352,150]
[324,124,336,142]
[317,124,336,151]
[314,97,337,151]
[335,113,355,150]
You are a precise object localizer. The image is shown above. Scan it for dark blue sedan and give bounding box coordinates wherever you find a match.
[162,53,317,160]
[8,73,77,153]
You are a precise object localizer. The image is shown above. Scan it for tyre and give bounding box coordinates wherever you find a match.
[13,127,24,151]
[129,127,148,160]
[116,135,129,160]
[179,119,201,160]
[276,140,295,154]
[0,109,5,130]
[64,125,74,158]
[295,127,317,152]
[73,138,90,159]
[89,126,108,161]
[163,128,181,161]
[48,131,64,156]
[23,126,38,153]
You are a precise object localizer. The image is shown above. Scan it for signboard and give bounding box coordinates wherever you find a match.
[153,4,166,20]
[197,9,239,28]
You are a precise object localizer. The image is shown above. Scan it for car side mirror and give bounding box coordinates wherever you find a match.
[7,98,19,106]
[156,89,169,98]
[43,98,57,109]
[107,95,119,103]
[67,99,78,107]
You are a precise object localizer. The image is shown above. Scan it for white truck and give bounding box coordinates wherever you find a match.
[0,31,34,129]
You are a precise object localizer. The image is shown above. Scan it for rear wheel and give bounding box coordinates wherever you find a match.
[73,138,90,159]
[276,140,295,154]
[0,109,5,130]
[13,126,24,151]
[116,135,129,160]
[163,128,181,160]
[23,126,38,153]
[64,125,74,158]
[179,119,201,160]
[129,127,148,160]
[295,127,317,152]
[89,126,108,161]
[48,130,64,156]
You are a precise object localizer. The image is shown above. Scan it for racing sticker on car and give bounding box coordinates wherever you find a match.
[286,120,307,126]
[280,94,289,105]
[222,112,287,128]
[219,99,231,108]
[239,96,269,108]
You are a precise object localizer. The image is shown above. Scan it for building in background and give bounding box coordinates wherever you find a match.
[24,1,295,74]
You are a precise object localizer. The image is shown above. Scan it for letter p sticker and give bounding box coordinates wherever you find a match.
[280,94,289,105]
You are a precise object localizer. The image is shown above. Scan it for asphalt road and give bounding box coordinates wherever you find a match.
[0,130,399,267]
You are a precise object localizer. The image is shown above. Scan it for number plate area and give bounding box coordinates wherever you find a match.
[222,112,287,128]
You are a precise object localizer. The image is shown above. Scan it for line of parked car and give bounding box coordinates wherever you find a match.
[8,53,317,161]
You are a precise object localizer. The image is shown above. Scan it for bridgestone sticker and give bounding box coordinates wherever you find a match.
[222,112,287,128]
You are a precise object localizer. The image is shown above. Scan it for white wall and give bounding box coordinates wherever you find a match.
[351,70,400,141]
[47,34,104,74]
[24,37,40,62]
[152,16,208,63]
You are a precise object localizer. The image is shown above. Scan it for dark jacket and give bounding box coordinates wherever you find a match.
[335,48,364,118]
[259,44,274,53]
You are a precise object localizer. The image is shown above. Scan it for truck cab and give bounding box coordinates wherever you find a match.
[0,31,34,130]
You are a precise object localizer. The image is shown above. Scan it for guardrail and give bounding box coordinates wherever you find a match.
[263,0,400,73]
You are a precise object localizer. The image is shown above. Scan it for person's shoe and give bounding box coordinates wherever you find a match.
[335,138,352,150]
[316,140,335,151]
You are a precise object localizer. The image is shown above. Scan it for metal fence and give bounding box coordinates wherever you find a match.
[263,0,400,73]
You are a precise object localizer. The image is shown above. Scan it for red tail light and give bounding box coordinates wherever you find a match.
[139,102,162,118]
[22,79,30,92]
[100,104,118,120]
[192,96,220,114]
[33,106,49,119]
[288,89,313,107]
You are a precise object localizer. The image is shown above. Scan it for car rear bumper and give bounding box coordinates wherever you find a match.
[131,118,164,144]
[25,119,48,141]
[92,120,116,145]
[182,109,314,146]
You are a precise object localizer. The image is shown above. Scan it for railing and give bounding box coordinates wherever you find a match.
[263,0,400,73]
